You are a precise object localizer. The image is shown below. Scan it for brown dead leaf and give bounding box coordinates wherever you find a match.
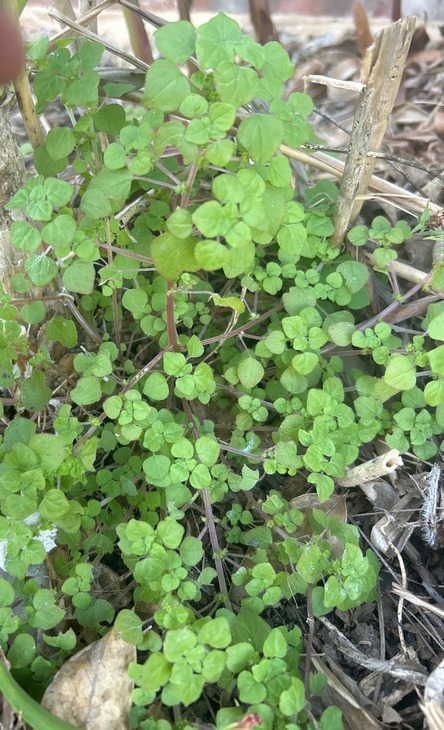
[433,110,444,137]
[421,659,444,730]
[353,1,372,55]
[288,493,347,557]
[42,629,136,730]
[410,25,430,54]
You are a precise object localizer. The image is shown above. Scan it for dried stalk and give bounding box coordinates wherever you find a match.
[335,449,403,488]
[318,617,427,686]
[4,0,44,148]
[280,144,442,219]
[49,11,149,71]
[332,17,416,245]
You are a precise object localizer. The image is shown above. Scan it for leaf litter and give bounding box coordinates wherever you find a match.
[42,630,136,730]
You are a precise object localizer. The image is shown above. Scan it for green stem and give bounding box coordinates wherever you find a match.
[166,282,181,352]
[0,660,78,730]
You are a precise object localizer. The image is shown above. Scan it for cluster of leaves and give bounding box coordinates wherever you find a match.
[1,12,443,730]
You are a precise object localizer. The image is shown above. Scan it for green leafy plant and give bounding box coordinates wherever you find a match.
[1,11,443,730]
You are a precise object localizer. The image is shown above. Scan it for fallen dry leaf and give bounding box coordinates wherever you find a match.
[42,630,136,730]
[432,110,444,136]
[353,0,372,55]
[409,25,430,54]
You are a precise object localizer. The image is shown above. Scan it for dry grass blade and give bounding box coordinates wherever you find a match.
[79,0,98,33]
[311,655,380,729]
[391,585,444,620]
[49,0,114,48]
[49,10,149,70]
[421,659,444,730]
[280,144,443,219]
[318,617,428,685]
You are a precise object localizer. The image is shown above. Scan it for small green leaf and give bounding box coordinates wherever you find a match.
[151,233,199,280]
[231,608,270,651]
[238,671,266,704]
[187,335,204,358]
[25,255,58,287]
[180,536,204,566]
[206,139,234,166]
[104,143,127,170]
[180,94,209,118]
[93,103,126,135]
[143,454,171,487]
[225,642,255,672]
[237,114,284,164]
[166,208,193,239]
[0,578,15,607]
[31,589,65,630]
[279,677,305,716]
[62,261,95,294]
[337,261,369,293]
[424,379,444,406]
[155,21,196,63]
[46,128,76,160]
[328,321,354,347]
[122,289,148,313]
[103,395,122,419]
[43,178,73,208]
[11,221,42,252]
[34,69,64,104]
[144,60,190,112]
[42,215,76,249]
[209,102,236,132]
[190,463,211,489]
[40,489,70,520]
[21,371,52,411]
[143,372,169,401]
[64,70,100,107]
[140,653,171,691]
[429,345,444,375]
[195,436,220,467]
[319,706,344,730]
[30,433,65,470]
[114,609,144,645]
[213,294,245,313]
[157,517,185,549]
[428,312,444,341]
[195,13,243,67]
[46,316,78,347]
[83,168,132,214]
[20,301,46,325]
[81,188,112,218]
[78,40,105,68]
[214,62,258,106]
[237,358,264,388]
[198,617,231,648]
[263,628,288,658]
[262,41,295,84]
[202,649,226,682]
[8,634,36,669]
[71,376,102,406]
[384,355,416,391]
